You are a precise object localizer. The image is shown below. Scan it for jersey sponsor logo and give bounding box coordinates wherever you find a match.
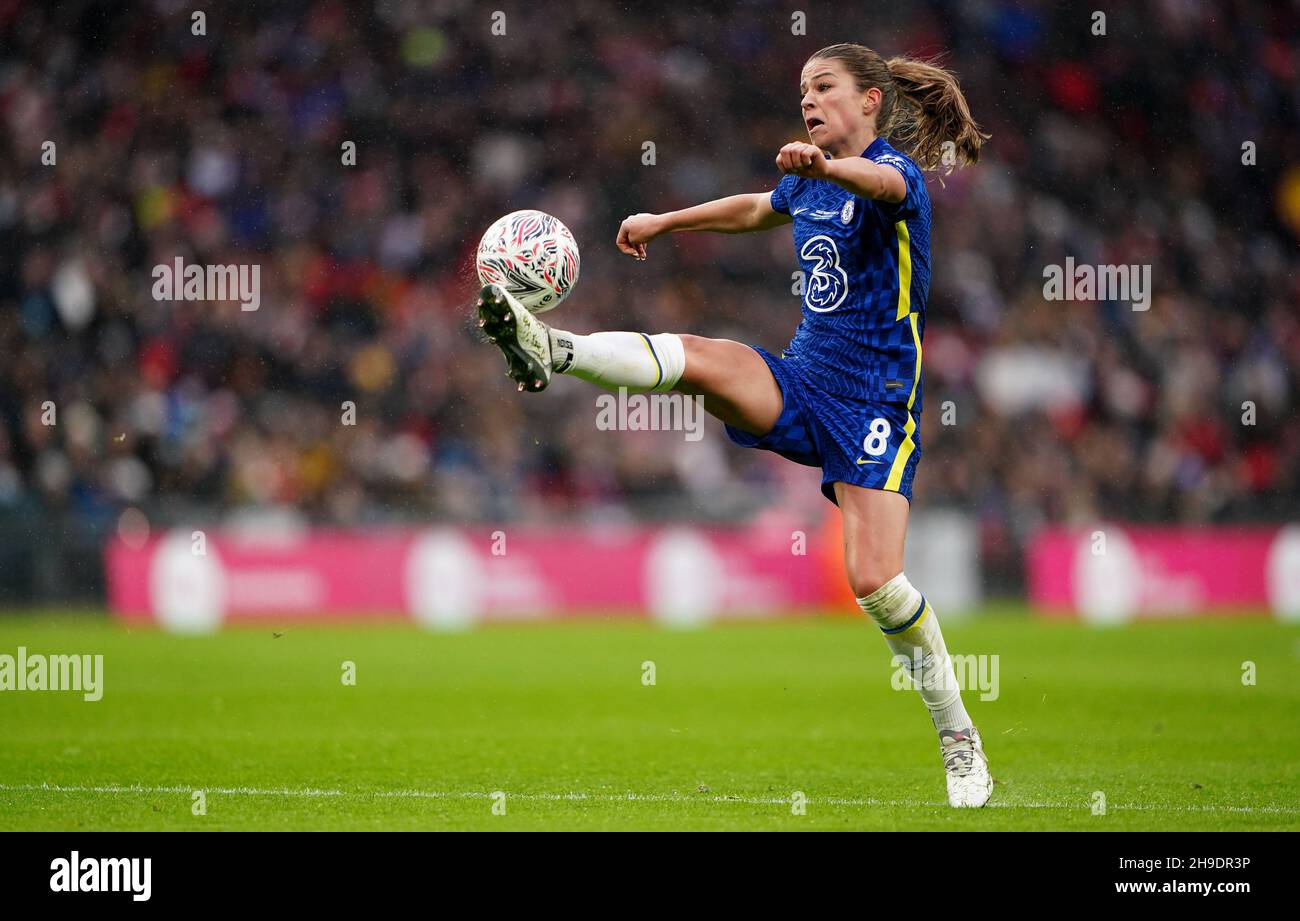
[799,235,849,312]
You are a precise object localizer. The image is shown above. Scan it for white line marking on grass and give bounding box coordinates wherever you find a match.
[1,783,1297,815]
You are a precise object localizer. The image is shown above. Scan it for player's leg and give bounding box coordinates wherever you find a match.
[834,481,993,808]
[672,334,783,436]
[477,284,782,435]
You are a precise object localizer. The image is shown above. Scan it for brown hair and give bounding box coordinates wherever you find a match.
[808,43,988,173]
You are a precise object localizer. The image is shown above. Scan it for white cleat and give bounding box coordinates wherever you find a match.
[476,284,554,393]
[939,727,993,808]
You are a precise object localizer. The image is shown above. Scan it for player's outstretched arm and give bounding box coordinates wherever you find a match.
[616,193,790,260]
[775,142,906,204]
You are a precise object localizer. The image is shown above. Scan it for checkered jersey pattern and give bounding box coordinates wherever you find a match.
[770,137,931,412]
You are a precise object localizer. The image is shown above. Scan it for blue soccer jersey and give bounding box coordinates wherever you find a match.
[724,137,932,505]
[770,137,931,412]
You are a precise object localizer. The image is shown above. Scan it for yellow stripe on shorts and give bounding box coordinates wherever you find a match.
[885,406,917,492]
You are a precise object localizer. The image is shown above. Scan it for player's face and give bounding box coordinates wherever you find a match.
[799,58,872,149]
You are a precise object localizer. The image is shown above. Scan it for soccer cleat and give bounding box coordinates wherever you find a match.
[476,284,553,393]
[939,727,993,808]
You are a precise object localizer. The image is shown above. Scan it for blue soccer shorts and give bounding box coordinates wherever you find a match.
[723,346,921,505]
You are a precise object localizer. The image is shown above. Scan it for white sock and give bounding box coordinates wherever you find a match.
[857,573,973,733]
[549,330,685,393]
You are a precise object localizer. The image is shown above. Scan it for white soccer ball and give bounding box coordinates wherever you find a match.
[475,209,580,313]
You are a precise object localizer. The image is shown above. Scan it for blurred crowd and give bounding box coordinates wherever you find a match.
[1,0,1298,570]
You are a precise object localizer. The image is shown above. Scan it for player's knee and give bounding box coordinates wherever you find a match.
[679,334,747,396]
[846,560,901,601]
[677,334,718,389]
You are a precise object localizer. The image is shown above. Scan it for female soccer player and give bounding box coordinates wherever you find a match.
[477,43,992,807]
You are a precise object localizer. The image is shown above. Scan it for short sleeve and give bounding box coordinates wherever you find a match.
[770,173,800,215]
[870,151,925,221]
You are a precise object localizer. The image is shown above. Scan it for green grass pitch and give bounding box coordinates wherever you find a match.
[1,610,1297,830]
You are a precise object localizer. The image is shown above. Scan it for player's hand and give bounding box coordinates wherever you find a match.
[616,213,660,260]
[776,142,830,178]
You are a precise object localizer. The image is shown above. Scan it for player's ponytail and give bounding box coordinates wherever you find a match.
[809,44,989,174]
[885,56,988,172]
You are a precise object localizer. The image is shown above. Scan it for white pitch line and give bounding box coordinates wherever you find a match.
[0,783,1297,816]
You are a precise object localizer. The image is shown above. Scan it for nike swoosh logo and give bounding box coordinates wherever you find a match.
[855,457,883,465]
[792,207,807,215]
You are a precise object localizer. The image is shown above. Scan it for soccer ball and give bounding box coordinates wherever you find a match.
[475,209,580,313]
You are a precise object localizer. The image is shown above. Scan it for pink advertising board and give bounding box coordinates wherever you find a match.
[105,525,832,631]
[1026,525,1300,622]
